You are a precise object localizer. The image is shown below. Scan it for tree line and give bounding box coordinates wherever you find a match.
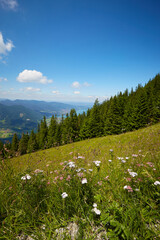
[0,74,160,158]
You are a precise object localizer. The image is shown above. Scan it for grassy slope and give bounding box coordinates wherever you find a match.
[12,122,160,174]
[1,123,160,239]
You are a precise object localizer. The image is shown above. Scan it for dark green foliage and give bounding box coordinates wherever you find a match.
[47,115,57,147]
[18,133,29,155]
[7,74,160,156]
[27,130,38,153]
[37,116,48,149]
[11,133,19,152]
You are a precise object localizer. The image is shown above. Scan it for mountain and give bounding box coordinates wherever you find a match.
[0,99,89,117]
[0,103,41,131]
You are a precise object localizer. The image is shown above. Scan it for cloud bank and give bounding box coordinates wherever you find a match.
[17,70,53,84]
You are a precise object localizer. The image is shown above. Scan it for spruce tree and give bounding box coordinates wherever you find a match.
[28,130,38,153]
[38,116,48,149]
[47,115,57,147]
[11,133,19,152]
[18,133,29,155]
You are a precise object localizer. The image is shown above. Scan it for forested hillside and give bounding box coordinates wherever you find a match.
[1,74,160,158]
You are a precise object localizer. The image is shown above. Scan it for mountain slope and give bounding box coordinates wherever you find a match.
[0,103,41,131]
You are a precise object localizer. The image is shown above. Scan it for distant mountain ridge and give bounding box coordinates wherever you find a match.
[0,99,87,117]
[0,99,90,141]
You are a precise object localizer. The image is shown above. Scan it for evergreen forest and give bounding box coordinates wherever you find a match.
[1,74,160,158]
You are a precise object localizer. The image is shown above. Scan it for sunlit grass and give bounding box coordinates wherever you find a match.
[0,123,160,239]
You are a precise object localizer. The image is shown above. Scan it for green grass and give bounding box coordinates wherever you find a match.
[0,123,160,239]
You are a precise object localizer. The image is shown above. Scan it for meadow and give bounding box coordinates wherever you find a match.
[0,123,160,239]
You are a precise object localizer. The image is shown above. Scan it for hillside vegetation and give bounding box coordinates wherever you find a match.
[2,74,159,158]
[0,122,160,239]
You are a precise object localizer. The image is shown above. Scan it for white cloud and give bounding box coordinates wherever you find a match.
[22,87,41,92]
[74,91,80,94]
[0,77,8,82]
[0,0,18,10]
[0,32,14,60]
[72,81,80,88]
[52,90,60,94]
[83,82,91,87]
[17,70,53,84]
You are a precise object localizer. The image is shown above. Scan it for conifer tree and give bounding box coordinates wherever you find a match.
[104,96,122,134]
[18,133,29,155]
[11,133,19,152]
[88,99,102,138]
[27,130,38,153]
[38,116,48,149]
[47,115,57,147]
[68,109,79,142]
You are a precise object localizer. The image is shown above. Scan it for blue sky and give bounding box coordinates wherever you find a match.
[0,0,160,103]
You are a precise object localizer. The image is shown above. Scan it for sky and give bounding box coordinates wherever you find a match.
[0,0,160,103]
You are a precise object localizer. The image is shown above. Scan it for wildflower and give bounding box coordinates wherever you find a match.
[110,149,113,152]
[129,172,138,177]
[21,174,31,180]
[121,160,126,163]
[60,176,63,180]
[61,192,68,198]
[77,172,83,177]
[93,161,101,167]
[93,203,97,208]
[104,176,109,180]
[154,181,160,186]
[125,157,129,160]
[89,169,93,172]
[132,154,138,158]
[126,178,131,182]
[135,188,140,191]
[68,162,75,168]
[124,185,133,192]
[46,164,49,167]
[69,152,73,155]
[81,178,87,184]
[60,162,64,165]
[47,181,50,185]
[66,175,71,181]
[92,207,101,215]
[98,181,102,185]
[78,156,85,159]
[108,160,112,162]
[34,169,43,174]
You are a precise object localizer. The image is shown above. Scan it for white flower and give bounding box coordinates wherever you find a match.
[68,162,75,168]
[93,203,97,208]
[34,169,43,174]
[108,160,112,162]
[89,169,93,172]
[81,178,87,184]
[21,174,31,180]
[154,181,160,186]
[110,149,113,152]
[129,172,138,177]
[78,156,85,159]
[135,189,140,191]
[93,161,101,167]
[125,157,129,160]
[92,207,101,215]
[123,185,128,189]
[121,160,126,163]
[61,192,68,198]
